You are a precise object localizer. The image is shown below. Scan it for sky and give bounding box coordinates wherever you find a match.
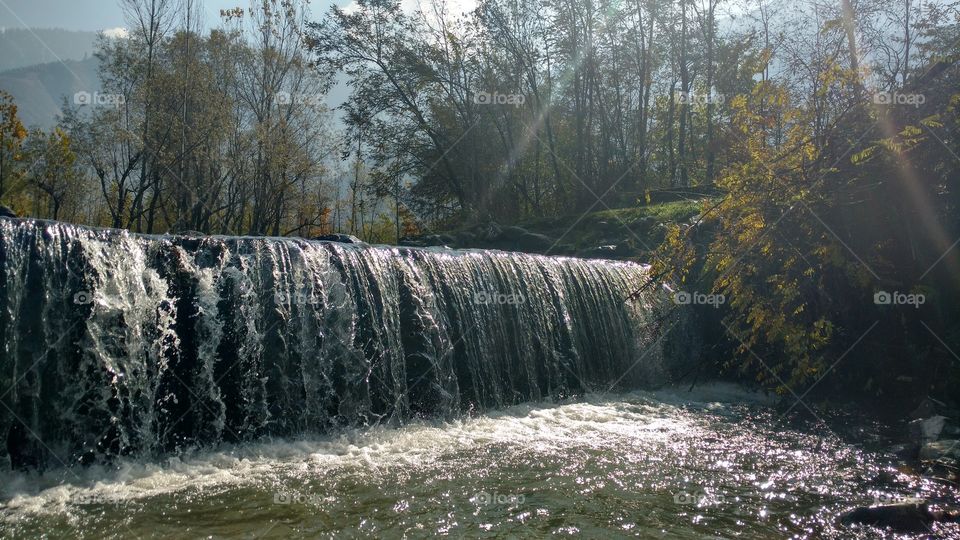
[0,0,288,31]
[0,0,479,32]
[0,0,360,33]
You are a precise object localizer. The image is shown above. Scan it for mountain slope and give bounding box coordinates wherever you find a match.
[0,57,100,129]
[0,28,98,72]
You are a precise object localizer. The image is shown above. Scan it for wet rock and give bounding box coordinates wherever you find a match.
[499,225,529,236]
[175,230,206,237]
[886,443,919,461]
[312,233,364,244]
[591,220,620,234]
[455,230,476,246]
[0,205,18,218]
[475,221,502,242]
[578,245,620,259]
[910,416,947,443]
[638,216,658,230]
[436,233,456,245]
[481,225,553,252]
[515,232,552,251]
[398,237,425,247]
[417,234,455,248]
[919,440,960,461]
[911,397,948,419]
[840,499,934,533]
[597,240,639,257]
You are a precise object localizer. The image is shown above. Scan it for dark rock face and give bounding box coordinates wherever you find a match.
[6,421,45,471]
[312,234,364,244]
[0,205,17,219]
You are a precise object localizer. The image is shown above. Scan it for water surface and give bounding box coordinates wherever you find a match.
[2,384,953,538]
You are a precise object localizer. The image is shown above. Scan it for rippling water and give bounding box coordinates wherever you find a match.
[1,384,955,538]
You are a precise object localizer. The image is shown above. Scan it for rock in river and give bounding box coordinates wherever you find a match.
[840,499,935,533]
[312,233,364,244]
[919,440,960,461]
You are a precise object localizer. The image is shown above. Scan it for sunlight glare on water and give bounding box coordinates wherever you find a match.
[2,383,954,539]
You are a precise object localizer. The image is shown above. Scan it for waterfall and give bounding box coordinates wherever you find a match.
[0,219,684,469]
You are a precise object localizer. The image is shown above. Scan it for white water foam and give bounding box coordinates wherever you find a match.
[0,383,766,521]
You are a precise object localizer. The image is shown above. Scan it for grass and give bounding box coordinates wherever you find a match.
[590,200,704,224]
[518,199,706,254]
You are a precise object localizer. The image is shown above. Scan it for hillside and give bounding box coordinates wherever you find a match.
[0,57,100,129]
[0,28,97,72]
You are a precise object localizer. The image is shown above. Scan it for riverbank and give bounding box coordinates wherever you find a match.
[400,198,704,260]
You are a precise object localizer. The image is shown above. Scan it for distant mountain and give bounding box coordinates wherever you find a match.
[0,27,349,130]
[0,57,101,129]
[0,28,98,72]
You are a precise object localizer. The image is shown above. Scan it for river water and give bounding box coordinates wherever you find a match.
[2,384,954,539]
[1,221,956,538]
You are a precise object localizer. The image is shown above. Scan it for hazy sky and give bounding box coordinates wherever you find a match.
[0,0,339,32]
[0,0,481,34]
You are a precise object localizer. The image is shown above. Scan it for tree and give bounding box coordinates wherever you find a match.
[0,91,28,207]
[23,128,82,220]
[651,13,960,400]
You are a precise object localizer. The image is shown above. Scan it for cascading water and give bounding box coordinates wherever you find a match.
[0,219,684,470]
[6,220,952,540]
